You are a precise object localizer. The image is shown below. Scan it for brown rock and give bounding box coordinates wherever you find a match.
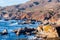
[36,25,58,38]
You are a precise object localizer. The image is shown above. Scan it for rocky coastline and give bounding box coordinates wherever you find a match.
[0,0,60,40]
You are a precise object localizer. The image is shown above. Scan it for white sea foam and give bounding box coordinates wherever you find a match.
[9,23,18,26]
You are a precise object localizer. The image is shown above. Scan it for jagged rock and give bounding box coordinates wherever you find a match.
[36,25,58,38]
[13,28,21,36]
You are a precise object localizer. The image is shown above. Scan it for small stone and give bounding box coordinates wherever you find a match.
[1,29,8,35]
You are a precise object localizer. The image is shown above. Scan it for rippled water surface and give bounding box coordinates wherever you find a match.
[0,20,41,40]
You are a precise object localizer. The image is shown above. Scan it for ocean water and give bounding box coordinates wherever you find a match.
[0,20,41,40]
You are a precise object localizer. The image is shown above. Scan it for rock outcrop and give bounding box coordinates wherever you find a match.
[36,25,58,38]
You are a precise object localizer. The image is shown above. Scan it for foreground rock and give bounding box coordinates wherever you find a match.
[36,25,58,38]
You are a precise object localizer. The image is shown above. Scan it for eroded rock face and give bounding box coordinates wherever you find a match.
[36,25,58,38]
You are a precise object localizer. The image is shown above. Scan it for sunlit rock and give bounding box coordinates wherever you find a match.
[36,25,58,38]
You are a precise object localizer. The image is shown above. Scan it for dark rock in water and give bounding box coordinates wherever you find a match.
[13,27,37,36]
[25,32,31,35]
[13,30,18,33]
[13,28,21,36]
[24,27,36,32]
[16,30,21,36]
[1,29,8,35]
[24,27,37,35]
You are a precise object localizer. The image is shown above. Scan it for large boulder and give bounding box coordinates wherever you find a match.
[36,25,58,38]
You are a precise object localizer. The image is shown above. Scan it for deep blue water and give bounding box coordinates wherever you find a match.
[0,20,41,40]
